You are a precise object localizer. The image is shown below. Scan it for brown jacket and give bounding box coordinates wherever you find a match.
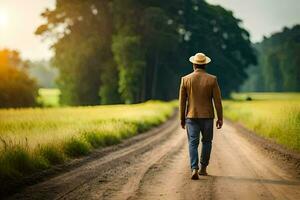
[179,68,223,120]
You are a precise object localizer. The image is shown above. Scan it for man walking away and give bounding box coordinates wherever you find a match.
[179,52,223,180]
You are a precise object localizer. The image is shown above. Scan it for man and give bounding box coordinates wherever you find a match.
[179,52,223,180]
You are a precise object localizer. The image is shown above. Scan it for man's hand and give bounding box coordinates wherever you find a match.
[181,119,186,129]
[216,119,223,129]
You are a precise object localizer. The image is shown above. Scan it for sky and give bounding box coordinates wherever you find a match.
[0,0,299,61]
[207,0,300,41]
[0,0,55,61]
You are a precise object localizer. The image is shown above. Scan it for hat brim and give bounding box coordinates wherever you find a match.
[189,56,211,65]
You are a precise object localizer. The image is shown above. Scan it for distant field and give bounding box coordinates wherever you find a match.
[37,88,60,107]
[224,93,300,151]
[231,92,300,100]
[0,101,176,182]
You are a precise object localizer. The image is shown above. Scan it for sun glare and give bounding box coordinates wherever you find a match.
[0,10,8,28]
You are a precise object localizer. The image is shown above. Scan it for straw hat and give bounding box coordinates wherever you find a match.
[189,53,211,65]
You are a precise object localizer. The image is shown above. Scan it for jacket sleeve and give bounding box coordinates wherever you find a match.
[212,77,223,120]
[179,77,187,121]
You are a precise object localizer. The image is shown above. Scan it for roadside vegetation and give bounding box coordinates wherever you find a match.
[0,101,176,183]
[224,93,300,151]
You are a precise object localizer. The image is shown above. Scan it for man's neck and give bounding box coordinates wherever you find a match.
[194,68,206,72]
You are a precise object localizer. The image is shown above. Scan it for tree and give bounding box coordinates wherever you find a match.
[178,0,256,96]
[241,25,300,92]
[0,49,38,108]
[112,34,145,103]
[99,59,121,104]
[37,0,256,104]
[36,0,120,105]
[140,6,181,100]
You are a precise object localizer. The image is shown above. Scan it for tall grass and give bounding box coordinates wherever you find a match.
[0,101,176,182]
[224,93,300,151]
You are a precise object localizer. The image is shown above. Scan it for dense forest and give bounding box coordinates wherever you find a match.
[36,0,256,105]
[241,25,300,92]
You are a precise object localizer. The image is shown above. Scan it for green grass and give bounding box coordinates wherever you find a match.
[224,93,300,151]
[37,88,60,107]
[0,100,176,182]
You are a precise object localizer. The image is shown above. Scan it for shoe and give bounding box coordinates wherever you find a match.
[191,169,199,180]
[199,166,208,176]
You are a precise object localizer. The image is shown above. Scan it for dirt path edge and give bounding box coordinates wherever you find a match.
[225,119,300,177]
[2,110,179,198]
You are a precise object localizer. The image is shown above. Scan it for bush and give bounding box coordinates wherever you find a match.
[0,49,38,108]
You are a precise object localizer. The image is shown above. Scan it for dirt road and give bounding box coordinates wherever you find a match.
[8,115,300,200]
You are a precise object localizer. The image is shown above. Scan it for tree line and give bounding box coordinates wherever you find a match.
[0,49,37,108]
[241,25,300,92]
[35,0,256,106]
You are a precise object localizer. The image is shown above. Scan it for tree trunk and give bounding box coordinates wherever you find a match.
[151,52,159,99]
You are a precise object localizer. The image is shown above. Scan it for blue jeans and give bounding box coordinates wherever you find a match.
[186,118,214,170]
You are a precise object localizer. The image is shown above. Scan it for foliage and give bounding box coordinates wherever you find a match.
[178,1,256,96]
[36,0,117,105]
[112,34,145,103]
[224,93,300,151]
[99,59,121,105]
[241,25,300,92]
[0,101,176,183]
[0,49,38,108]
[36,0,256,104]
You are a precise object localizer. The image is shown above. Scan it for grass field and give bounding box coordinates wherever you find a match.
[230,92,300,101]
[0,100,176,182]
[37,88,61,107]
[224,93,300,151]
